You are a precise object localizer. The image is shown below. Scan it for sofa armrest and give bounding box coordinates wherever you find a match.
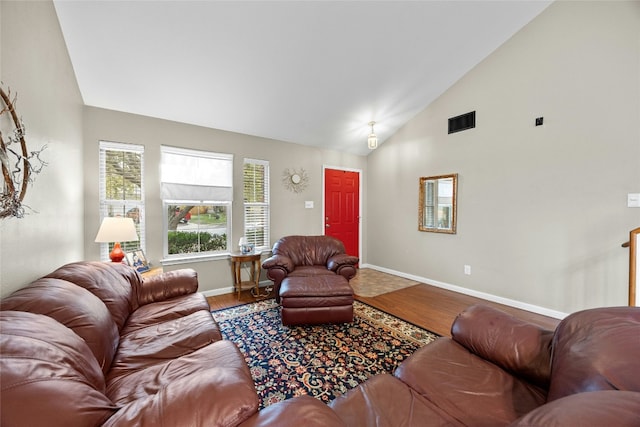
[508,390,640,427]
[261,254,295,273]
[327,253,359,271]
[102,366,259,427]
[451,304,553,388]
[137,269,199,306]
[240,395,346,427]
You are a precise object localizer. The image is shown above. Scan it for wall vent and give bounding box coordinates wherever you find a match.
[448,111,476,134]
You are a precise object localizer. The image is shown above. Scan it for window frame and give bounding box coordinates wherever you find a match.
[160,146,233,262]
[243,158,270,251]
[98,141,145,261]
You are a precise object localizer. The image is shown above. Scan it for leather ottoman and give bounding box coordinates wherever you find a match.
[279,275,354,326]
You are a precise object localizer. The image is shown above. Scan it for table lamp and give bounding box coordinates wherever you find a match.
[95,217,139,262]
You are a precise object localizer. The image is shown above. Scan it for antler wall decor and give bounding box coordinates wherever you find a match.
[0,85,47,219]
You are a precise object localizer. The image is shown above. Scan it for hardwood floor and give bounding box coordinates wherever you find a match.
[355,284,560,336]
[207,270,561,337]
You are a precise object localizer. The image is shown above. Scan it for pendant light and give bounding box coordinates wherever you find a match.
[367,121,378,150]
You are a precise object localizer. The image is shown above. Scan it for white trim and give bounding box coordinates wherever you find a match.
[161,252,230,266]
[99,140,144,153]
[321,165,363,259]
[200,280,272,298]
[360,263,568,320]
[161,145,234,161]
[201,288,234,298]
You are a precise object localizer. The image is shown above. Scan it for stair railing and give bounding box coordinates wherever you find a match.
[624,227,640,306]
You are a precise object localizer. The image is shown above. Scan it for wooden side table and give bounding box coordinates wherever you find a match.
[230,252,264,300]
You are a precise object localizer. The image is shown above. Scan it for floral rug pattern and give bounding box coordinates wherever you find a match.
[212,299,438,408]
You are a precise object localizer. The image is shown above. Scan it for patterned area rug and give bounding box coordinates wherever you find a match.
[212,299,438,408]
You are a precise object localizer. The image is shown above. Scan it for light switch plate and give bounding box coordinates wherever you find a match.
[628,193,640,208]
[305,201,314,209]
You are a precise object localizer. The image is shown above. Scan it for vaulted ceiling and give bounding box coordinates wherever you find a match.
[53,1,551,156]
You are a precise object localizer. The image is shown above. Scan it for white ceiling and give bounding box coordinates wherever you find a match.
[53,1,551,156]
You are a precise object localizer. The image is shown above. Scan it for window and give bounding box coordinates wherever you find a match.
[98,141,145,260]
[243,158,270,250]
[161,146,233,259]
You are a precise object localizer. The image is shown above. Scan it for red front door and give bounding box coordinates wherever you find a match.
[324,168,360,258]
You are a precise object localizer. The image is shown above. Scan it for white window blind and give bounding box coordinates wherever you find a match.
[243,158,270,250]
[161,146,233,259]
[98,141,145,260]
[425,180,435,228]
[160,146,233,202]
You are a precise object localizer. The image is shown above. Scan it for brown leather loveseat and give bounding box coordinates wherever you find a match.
[249,304,640,426]
[261,235,359,302]
[326,304,640,426]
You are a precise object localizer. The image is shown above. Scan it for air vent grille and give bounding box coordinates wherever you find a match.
[448,111,476,134]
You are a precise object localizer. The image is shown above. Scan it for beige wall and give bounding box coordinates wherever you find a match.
[0,1,85,297]
[367,1,640,315]
[82,107,367,294]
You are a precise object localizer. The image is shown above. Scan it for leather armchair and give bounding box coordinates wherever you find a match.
[261,235,359,301]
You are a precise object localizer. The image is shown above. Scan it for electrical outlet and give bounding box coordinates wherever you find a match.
[464,265,471,275]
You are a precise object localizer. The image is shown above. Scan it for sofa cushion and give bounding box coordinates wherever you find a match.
[280,275,353,298]
[394,338,547,427]
[46,261,141,331]
[243,395,348,427]
[122,292,219,337]
[109,310,222,378]
[105,340,258,421]
[0,311,116,427]
[547,306,640,401]
[509,390,640,427]
[0,277,119,375]
[287,265,336,278]
[330,373,464,427]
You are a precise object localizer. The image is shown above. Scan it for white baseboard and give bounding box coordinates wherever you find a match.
[201,287,234,298]
[201,280,273,298]
[360,263,567,320]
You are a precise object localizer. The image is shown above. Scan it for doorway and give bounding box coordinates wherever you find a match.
[323,167,361,259]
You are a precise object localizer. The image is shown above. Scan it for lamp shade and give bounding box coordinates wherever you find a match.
[368,133,378,150]
[95,217,139,243]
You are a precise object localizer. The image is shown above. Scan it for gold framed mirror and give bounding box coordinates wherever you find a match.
[418,173,458,234]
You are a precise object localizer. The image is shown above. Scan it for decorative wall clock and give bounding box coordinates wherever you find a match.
[0,86,47,219]
[282,167,309,193]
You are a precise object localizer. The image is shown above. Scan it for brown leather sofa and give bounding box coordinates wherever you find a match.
[0,261,263,426]
[261,235,359,302]
[325,304,640,426]
[239,303,640,426]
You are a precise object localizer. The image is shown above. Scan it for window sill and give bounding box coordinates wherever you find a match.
[160,253,230,266]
